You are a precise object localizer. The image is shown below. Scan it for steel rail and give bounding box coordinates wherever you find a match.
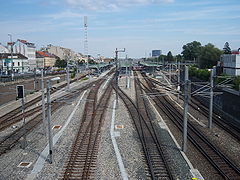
[142,73,240,179]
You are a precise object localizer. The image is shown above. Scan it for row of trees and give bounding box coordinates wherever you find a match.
[153,41,231,69]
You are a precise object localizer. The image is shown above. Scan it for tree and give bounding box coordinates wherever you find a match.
[166,51,174,62]
[175,54,182,62]
[157,54,167,62]
[223,42,231,54]
[54,59,67,68]
[181,41,202,61]
[199,43,222,69]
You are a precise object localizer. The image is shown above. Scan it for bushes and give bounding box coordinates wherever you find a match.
[233,76,240,90]
[189,66,210,81]
[71,72,76,79]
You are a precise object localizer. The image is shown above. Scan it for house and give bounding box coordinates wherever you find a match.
[8,39,36,70]
[36,51,57,68]
[0,53,29,74]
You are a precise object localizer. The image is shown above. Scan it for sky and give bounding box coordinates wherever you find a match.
[0,0,240,58]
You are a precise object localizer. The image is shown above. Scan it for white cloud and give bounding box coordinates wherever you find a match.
[64,0,174,10]
[45,10,84,19]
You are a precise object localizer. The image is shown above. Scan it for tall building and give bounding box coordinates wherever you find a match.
[152,50,162,57]
[9,39,36,70]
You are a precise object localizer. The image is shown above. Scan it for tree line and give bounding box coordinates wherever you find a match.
[152,41,232,69]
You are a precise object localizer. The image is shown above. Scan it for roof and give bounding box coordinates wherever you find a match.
[0,53,28,59]
[17,39,35,48]
[36,51,55,58]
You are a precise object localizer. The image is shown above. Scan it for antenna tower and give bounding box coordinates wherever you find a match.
[84,16,88,69]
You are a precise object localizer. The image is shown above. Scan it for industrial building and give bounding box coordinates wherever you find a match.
[152,50,161,57]
[220,54,240,76]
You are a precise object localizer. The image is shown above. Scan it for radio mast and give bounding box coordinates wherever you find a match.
[84,16,88,70]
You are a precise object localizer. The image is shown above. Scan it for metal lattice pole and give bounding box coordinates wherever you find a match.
[182,65,190,152]
[208,69,214,129]
[47,80,53,164]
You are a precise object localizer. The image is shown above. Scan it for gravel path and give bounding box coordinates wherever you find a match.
[95,74,146,180]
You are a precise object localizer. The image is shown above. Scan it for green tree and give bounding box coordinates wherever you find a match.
[175,54,182,62]
[181,41,202,61]
[223,42,231,54]
[54,59,67,68]
[199,43,222,69]
[166,51,174,62]
[157,54,167,62]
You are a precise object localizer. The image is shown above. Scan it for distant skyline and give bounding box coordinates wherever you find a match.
[0,0,240,58]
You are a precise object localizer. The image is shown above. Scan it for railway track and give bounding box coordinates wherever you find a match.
[61,77,113,179]
[150,76,240,142]
[0,71,114,156]
[114,73,173,180]
[0,74,86,132]
[141,73,240,179]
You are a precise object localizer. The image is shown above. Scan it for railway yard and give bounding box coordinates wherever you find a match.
[0,67,240,180]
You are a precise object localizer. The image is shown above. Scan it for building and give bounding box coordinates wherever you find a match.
[152,50,161,57]
[0,53,29,74]
[8,39,36,70]
[0,43,9,53]
[46,44,76,61]
[36,51,57,68]
[220,54,240,76]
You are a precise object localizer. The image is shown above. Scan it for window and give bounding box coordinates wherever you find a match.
[12,62,15,66]
[18,62,20,66]
[4,62,6,66]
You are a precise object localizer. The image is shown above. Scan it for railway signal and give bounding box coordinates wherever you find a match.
[16,85,24,98]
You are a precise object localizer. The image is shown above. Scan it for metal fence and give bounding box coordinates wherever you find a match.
[0,72,65,83]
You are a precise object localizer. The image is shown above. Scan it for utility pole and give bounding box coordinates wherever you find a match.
[66,59,70,91]
[177,61,180,102]
[182,65,190,152]
[34,68,37,91]
[208,69,214,129]
[169,64,171,84]
[125,54,129,88]
[115,48,125,108]
[8,34,14,77]
[41,69,46,135]
[46,80,53,164]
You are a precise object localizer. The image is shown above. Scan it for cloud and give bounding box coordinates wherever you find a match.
[64,0,174,11]
[45,10,84,19]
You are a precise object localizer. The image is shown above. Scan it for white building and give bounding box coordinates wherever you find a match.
[8,39,36,70]
[0,53,29,74]
[0,43,9,53]
[220,54,240,76]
